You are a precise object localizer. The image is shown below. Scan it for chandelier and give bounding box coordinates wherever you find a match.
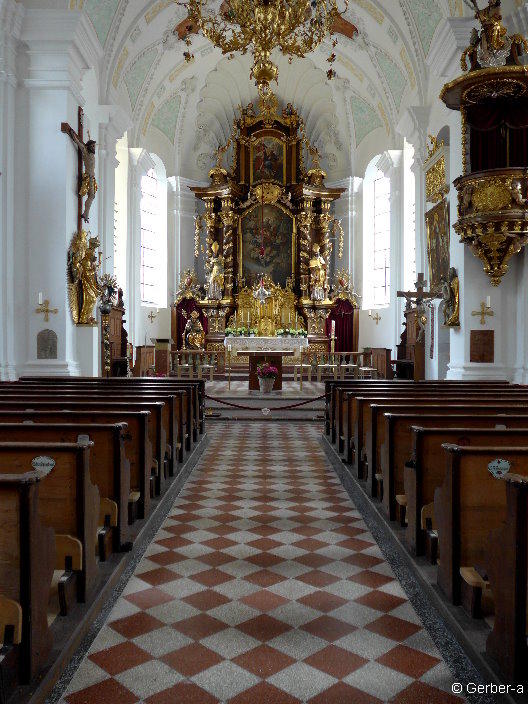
[181,0,346,93]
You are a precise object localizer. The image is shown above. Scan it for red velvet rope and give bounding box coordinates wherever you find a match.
[204,393,329,412]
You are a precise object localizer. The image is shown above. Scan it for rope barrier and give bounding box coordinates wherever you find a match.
[204,392,329,413]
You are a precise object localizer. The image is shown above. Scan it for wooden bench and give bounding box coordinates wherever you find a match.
[0,468,55,685]
[0,423,132,556]
[486,473,528,682]
[404,423,528,555]
[435,445,528,608]
[0,442,99,607]
[351,391,528,475]
[0,397,165,497]
[374,402,528,517]
[15,379,202,461]
[0,409,152,522]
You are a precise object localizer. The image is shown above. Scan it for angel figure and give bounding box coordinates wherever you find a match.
[67,230,101,325]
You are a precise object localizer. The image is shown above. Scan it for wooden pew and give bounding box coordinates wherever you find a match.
[404,422,528,555]
[435,445,528,608]
[0,423,131,555]
[0,409,151,522]
[375,402,528,517]
[486,473,528,682]
[18,376,205,446]
[0,442,99,605]
[350,391,528,472]
[14,380,196,463]
[326,380,510,448]
[0,398,165,497]
[0,469,55,684]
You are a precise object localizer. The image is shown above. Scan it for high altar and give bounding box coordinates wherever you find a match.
[172,90,360,361]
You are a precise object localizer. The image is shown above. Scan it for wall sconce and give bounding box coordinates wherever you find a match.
[471,296,493,325]
[368,309,381,325]
[148,309,159,324]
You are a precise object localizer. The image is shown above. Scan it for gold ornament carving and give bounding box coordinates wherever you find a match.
[67,229,102,325]
[425,156,449,203]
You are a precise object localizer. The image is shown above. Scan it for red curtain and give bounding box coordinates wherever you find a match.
[467,102,528,171]
[174,298,207,349]
[325,299,356,352]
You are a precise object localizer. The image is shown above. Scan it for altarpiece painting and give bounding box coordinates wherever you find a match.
[250,136,286,184]
[425,198,450,294]
[240,204,294,288]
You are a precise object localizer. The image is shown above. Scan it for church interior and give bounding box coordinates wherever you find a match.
[2,0,528,702]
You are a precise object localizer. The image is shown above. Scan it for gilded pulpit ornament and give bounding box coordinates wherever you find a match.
[206,242,225,301]
[178,0,349,94]
[67,230,102,325]
[440,1,528,285]
[175,269,201,304]
[441,267,460,327]
[183,310,205,349]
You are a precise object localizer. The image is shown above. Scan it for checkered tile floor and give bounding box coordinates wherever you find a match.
[62,423,462,703]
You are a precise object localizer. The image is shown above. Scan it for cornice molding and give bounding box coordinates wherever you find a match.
[427,17,476,80]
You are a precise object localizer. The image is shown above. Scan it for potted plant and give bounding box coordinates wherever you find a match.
[257,362,278,393]
[225,327,234,337]
[249,327,257,337]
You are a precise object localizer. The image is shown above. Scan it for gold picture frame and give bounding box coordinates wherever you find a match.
[425,198,450,295]
[250,134,287,185]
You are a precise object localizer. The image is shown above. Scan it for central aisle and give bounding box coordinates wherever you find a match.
[62,422,461,704]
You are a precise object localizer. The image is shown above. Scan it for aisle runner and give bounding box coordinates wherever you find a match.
[62,423,462,704]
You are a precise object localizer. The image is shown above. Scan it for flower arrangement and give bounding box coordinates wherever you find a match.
[257,363,278,379]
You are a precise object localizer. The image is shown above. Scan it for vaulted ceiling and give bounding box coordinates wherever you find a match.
[60,0,521,179]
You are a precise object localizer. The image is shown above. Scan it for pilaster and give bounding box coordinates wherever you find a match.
[16,9,103,376]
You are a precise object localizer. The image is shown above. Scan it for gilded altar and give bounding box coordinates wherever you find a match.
[177,89,359,353]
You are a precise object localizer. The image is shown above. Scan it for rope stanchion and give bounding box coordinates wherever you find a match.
[204,392,330,413]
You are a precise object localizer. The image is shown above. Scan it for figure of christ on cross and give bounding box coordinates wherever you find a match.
[397,273,437,310]
[61,106,97,229]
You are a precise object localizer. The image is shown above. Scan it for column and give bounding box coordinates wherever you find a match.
[0,0,23,379]
[16,8,103,376]
[175,176,199,280]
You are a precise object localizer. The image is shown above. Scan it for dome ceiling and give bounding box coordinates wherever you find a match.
[61,0,523,177]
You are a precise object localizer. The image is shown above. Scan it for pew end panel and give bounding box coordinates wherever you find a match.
[486,474,528,683]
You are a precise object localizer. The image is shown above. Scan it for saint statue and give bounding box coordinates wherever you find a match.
[474,0,506,54]
[441,267,460,327]
[309,244,328,301]
[183,310,205,349]
[67,230,101,325]
[69,132,97,223]
[207,241,224,301]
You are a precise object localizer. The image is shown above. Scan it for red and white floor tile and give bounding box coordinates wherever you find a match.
[62,422,462,704]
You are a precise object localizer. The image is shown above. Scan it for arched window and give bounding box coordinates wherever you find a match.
[363,156,391,308]
[140,162,167,306]
[403,139,416,290]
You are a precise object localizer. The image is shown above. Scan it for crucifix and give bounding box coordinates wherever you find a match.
[472,301,494,325]
[61,106,97,230]
[397,273,437,310]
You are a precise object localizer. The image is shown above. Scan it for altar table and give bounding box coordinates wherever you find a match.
[224,336,308,365]
[238,350,295,391]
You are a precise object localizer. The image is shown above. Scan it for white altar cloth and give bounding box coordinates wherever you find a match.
[224,336,308,364]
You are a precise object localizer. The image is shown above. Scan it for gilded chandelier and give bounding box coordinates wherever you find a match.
[182,0,345,92]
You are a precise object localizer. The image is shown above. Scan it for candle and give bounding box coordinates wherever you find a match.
[331,320,336,337]
[486,295,491,309]
[289,313,291,324]
[368,309,372,317]
[295,312,298,328]
[38,292,43,305]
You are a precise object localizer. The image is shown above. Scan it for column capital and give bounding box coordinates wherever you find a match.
[21,9,103,104]
[0,0,24,86]
[427,18,476,80]
[396,106,431,165]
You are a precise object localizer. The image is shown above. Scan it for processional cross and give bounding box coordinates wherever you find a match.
[61,106,97,230]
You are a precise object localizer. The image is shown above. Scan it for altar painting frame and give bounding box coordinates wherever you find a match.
[238,203,296,287]
[425,198,450,295]
[250,134,287,185]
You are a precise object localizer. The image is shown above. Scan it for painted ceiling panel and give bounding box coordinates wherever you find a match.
[151,93,181,143]
[124,47,158,110]
[84,0,120,47]
[406,0,443,55]
[376,50,406,111]
[349,95,382,146]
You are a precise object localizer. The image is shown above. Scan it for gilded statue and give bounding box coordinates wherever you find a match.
[309,243,328,301]
[462,1,528,70]
[67,230,102,325]
[183,309,205,349]
[207,241,225,301]
[441,267,460,327]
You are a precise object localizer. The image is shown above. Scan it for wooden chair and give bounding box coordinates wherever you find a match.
[317,354,338,382]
